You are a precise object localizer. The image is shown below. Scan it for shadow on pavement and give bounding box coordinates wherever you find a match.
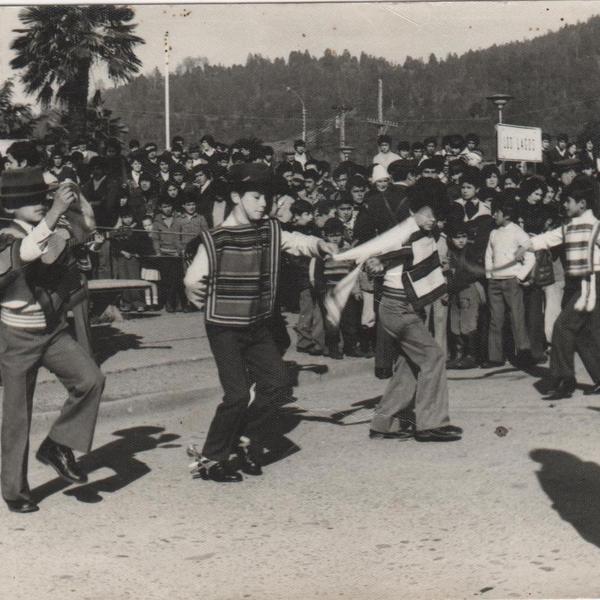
[530,448,600,549]
[91,325,173,365]
[32,426,181,505]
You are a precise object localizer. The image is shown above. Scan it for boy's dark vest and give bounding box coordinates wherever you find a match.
[0,222,84,329]
[199,218,281,327]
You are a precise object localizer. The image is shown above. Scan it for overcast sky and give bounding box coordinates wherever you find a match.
[0,1,599,105]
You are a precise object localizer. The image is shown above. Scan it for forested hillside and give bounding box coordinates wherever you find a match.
[104,15,600,163]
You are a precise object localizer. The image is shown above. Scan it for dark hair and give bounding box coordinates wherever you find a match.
[519,177,547,201]
[323,217,344,235]
[332,166,350,181]
[291,199,313,216]
[459,166,482,188]
[412,178,448,219]
[503,168,522,186]
[388,161,416,183]
[492,196,517,220]
[377,134,392,145]
[481,164,501,180]
[5,141,41,167]
[564,174,596,207]
[314,199,337,216]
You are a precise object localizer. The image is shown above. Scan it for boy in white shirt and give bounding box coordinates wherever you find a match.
[484,198,535,367]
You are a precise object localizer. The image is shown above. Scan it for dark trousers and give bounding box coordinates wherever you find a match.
[551,277,600,383]
[115,256,144,306]
[523,284,546,359]
[488,278,530,363]
[0,320,105,502]
[203,322,291,462]
[158,257,186,310]
[325,294,361,351]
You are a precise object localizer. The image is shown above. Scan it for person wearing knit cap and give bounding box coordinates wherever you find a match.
[373,135,400,170]
[184,162,338,482]
[516,175,600,399]
[0,168,105,513]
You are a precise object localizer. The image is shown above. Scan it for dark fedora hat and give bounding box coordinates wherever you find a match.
[0,166,57,208]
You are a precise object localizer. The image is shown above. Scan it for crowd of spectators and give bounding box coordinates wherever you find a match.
[1,130,597,369]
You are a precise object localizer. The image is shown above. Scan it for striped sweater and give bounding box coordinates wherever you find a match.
[530,209,600,277]
[198,219,281,327]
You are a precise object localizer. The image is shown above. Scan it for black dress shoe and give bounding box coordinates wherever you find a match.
[543,378,577,400]
[375,367,393,380]
[438,424,463,435]
[328,347,343,360]
[414,427,462,442]
[584,383,600,396]
[36,437,88,484]
[5,499,39,513]
[236,447,263,476]
[369,429,413,440]
[197,462,243,482]
[480,360,505,369]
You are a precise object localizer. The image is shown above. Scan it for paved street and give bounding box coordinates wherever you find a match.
[2,313,600,600]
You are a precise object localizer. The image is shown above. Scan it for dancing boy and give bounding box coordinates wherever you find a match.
[184,164,337,482]
[515,175,600,399]
[329,186,463,441]
[0,168,105,513]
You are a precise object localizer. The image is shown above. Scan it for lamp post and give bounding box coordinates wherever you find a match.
[486,93,514,167]
[286,86,306,142]
[486,93,514,125]
[164,31,171,150]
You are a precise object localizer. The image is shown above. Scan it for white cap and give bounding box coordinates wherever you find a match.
[371,164,390,182]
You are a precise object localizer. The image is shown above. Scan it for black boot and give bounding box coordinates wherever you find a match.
[236,443,263,476]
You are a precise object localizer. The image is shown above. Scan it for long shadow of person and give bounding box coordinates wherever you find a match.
[258,396,383,467]
[32,426,180,505]
[530,448,600,549]
[91,325,173,366]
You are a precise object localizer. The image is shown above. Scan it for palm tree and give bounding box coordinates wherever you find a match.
[0,79,37,138]
[10,5,144,140]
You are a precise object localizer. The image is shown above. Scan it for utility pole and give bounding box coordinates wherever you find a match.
[285,86,306,142]
[377,79,384,134]
[164,31,171,150]
[333,104,353,147]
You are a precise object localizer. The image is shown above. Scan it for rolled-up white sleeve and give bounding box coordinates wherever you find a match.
[19,219,53,263]
[183,244,209,308]
[281,230,322,257]
[530,227,564,251]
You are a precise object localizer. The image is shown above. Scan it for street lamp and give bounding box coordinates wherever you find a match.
[286,86,306,142]
[486,93,514,124]
[332,104,353,148]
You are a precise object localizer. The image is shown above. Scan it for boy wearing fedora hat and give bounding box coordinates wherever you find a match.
[0,167,105,513]
[184,163,337,482]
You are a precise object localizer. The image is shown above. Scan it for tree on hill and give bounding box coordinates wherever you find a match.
[10,5,144,140]
[102,15,600,163]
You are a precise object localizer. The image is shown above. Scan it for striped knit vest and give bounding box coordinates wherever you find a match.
[381,231,447,309]
[564,221,597,276]
[199,218,281,327]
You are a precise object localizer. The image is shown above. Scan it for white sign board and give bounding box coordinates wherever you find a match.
[496,124,542,163]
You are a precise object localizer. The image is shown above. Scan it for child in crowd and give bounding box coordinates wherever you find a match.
[152,197,186,312]
[140,215,161,308]
[335,196,356,245]
[288,200,325,355]
[111,207,152,312]
[319,218,362,358]
[174,192,208,256]
[446,220,485,369]
[484,198,535,367]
